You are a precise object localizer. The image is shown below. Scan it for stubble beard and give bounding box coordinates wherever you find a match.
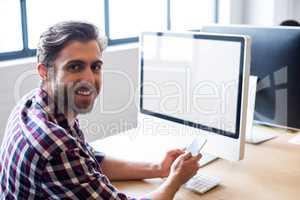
[54,81,99,115]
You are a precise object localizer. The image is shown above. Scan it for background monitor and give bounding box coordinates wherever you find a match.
[140,32,250,161]
[202,25,300,130]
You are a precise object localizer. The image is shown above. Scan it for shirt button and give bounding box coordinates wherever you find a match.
[25,100,32,108]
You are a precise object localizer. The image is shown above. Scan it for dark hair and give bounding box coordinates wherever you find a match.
[37,21,107,68]
[280,19,300,27]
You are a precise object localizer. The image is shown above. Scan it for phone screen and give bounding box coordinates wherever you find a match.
[186,137,207,156]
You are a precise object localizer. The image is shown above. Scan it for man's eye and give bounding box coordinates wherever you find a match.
[92,63,102,71]
[68,64,82,71]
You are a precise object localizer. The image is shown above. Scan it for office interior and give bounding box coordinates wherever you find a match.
[1,0,300,199]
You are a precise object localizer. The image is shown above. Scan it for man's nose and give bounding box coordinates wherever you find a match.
[81,67,96,83]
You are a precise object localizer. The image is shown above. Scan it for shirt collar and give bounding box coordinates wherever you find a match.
[34,88,83,140]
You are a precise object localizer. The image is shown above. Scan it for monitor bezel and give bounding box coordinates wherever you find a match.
[139,31,246,139]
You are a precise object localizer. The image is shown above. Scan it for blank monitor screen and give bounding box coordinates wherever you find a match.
[140,32,247,139]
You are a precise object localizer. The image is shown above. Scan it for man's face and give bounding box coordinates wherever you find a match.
[48,40,103,114]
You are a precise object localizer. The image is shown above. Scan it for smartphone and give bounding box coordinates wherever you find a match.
[186,137,207,156]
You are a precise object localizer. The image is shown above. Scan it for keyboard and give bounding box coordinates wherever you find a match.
[184,173,221,194]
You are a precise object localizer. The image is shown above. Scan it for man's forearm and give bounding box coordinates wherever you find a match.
[101,156,163,181]
[143,178,181,200]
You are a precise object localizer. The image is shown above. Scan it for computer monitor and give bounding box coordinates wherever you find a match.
[140,31,250,161]
[201,25,300,130]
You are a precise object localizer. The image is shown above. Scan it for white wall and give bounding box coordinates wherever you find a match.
[242,0,296,26]
[243,0,275,25]
[291,0,300,22]
[0,45,139,143]
[273,0,294,25]
[218,0,245,24]
[218,0,298,26]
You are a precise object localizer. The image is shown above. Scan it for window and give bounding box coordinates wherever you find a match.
[0,0,23,53]
[170,0,216,30]
[26,0,105,49]
[0,0,218,61]
[109,0,167,40]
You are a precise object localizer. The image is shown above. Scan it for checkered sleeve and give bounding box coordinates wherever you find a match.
[85,142,106,165]
[42,147,132,200]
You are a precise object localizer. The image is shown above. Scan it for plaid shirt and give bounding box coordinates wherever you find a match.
[0,88,140,200]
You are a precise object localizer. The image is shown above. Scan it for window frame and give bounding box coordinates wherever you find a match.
[0,0,36,61]
[0,0,219,61]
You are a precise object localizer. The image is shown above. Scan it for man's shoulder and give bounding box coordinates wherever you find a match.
[9,95,79,160]
[24,118,80,158]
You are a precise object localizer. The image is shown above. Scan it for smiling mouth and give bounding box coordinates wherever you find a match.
[75,87,93,96]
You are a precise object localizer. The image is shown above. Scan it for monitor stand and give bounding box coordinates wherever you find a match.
[199,153,218,167]
[245,76,277,144]
[246,127,277,144]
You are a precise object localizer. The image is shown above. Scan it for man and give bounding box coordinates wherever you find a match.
[0,21,201,199]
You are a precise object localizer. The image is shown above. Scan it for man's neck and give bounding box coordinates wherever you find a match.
[65,111,77,127]
[41,85,77,127]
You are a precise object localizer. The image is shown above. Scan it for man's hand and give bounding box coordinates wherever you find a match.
[168,152,201,185]
[158,149,185,178]
[144,151,202,200]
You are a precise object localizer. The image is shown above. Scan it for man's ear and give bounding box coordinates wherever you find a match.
[37,63,48,81]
